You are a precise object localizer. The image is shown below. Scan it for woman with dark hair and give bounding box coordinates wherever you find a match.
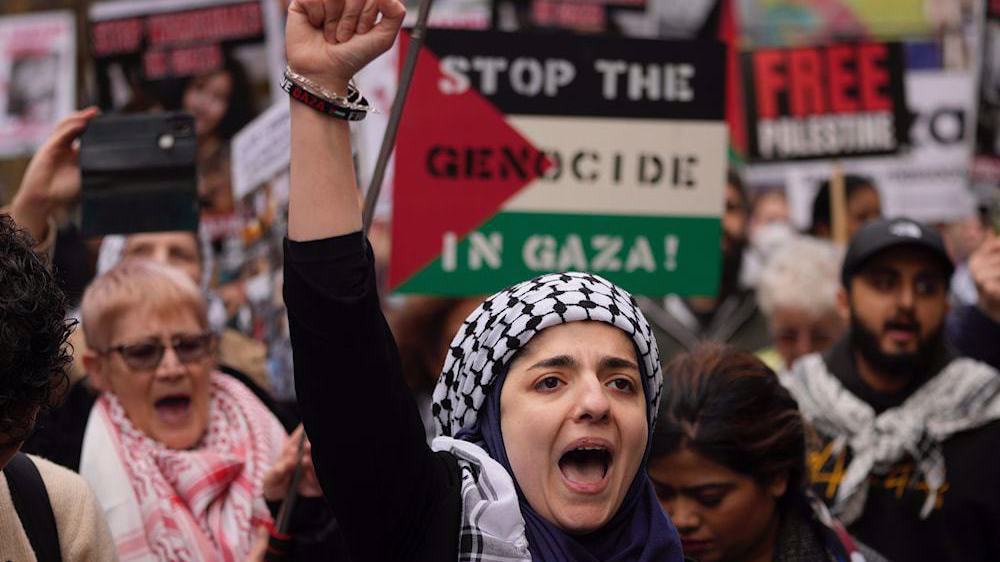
[809,175,882,241]
[182,56,255,145]
[280,0,684,560]
[179,57,255,215]
[648,344,885,562]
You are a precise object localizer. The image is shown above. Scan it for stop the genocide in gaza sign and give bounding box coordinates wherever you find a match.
[391,30,727,296]
[743,42,909,162]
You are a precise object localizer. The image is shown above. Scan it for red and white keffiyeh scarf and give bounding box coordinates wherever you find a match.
[93,372,286,562]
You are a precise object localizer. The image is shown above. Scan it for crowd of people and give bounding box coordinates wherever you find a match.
[2,0,1000,561]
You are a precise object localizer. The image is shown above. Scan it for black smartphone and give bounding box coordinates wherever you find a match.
[80,112,199,237]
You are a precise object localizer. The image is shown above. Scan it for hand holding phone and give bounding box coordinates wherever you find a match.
[9,107,98,242]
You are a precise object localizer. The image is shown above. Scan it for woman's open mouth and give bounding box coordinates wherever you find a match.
[154,394,192,426]
[558,441,613,494]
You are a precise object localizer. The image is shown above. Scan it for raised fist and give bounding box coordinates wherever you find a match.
[285,0,405,92]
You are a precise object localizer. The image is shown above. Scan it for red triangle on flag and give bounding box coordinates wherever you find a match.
[390,32,550,290]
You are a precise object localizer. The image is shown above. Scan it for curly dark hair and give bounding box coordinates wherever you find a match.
[652,344,807,506]
[0,215,73,442]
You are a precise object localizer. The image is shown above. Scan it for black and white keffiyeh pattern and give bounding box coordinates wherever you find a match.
[430,436,532,561]
[429,271,665,562]
[431,271,663,438]
[782,354,1000,524]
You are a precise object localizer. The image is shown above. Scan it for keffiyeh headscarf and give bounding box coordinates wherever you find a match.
[430,272,682,562]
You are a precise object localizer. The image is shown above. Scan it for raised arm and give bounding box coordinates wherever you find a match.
[285,0,404,241]
[283,3,462,560]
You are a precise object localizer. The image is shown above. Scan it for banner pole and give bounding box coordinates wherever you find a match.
[361,0,436,237]
[830,161,848,245]
[275,431,307,535]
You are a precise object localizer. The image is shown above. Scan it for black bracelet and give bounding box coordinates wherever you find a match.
[282,76,369,121]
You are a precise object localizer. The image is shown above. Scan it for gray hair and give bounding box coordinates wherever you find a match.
[758,236,842,319]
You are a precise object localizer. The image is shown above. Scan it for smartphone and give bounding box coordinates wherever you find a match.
[80,112,199,238]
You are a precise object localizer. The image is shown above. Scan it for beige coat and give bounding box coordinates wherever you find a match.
[0,454,118,562]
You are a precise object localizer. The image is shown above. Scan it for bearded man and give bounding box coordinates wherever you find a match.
[781,217,1000,562]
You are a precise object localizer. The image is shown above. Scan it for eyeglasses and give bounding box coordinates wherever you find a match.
[99,332,215,371]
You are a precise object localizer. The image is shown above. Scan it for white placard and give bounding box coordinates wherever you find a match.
[747,70,977,226]
[231,100,290,199]
[0,11,76,158]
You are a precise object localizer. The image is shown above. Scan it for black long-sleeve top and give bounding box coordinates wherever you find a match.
[284,232,462,562]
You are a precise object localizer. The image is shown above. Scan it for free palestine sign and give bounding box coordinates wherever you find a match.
[391,30,728,297]
[743,42,909,162]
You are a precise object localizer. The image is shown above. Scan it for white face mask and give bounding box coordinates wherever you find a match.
[750,222,796,256]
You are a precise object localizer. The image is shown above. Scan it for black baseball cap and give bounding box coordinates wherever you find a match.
[841,217,954,287]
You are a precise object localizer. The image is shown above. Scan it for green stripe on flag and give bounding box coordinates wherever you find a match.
[394,212,721,297]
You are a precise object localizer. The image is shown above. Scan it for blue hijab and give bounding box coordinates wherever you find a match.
[434,272,683,562]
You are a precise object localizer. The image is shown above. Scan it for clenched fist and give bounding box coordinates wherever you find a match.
[285,0,405,93]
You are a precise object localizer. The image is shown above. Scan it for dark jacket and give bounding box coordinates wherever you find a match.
[773,502,886,562]
[284,232,462,562]
[639,292,771,364]
[803,338,1000,562]
[946,304,1000,371]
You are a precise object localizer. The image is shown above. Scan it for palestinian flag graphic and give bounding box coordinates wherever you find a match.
[392,30,728,297]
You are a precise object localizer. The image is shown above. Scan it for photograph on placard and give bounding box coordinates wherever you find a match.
[0,11,76,158]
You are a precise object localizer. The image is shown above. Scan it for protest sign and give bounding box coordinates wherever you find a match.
[352,0,494,223]
[231,101,290,200]
[0,11,76,158]
[89,0,282,112]
[742,42,909,162]
[391,31,728,297]
[615,0,719,40]
[527,0,647,34]
[748,70,976,225]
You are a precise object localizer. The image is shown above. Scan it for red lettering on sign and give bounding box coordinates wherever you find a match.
[532,0,605,31]
[826,45,857,113]
[858,43,891,112]
[753,50,785,119]
[172,45,222,76]
[752,43,895,119]
[144,50,167,79]
[7,24,66,46]
[146,3,262,47]
[788,48,823,116]
[91,18,144,57]
[143,45,222,79]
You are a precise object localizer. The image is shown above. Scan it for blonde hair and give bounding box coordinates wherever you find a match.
[81,258,208,350]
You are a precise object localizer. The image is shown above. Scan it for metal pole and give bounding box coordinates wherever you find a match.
[275,431,308,535]
[361,0,436,236]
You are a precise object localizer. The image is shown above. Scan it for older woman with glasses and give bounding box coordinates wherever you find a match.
[77,259,289,561]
